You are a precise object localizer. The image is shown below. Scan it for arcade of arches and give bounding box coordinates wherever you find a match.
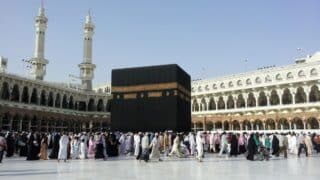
[0,80,111,132]
[192,115,320,131]
[192,85,320,112]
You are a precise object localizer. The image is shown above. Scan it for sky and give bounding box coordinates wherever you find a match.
[0,0,319,86]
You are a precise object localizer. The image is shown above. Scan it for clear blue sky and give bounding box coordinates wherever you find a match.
[0,0,319,85]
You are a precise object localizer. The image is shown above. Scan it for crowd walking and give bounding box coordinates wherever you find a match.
[0,130,320,164]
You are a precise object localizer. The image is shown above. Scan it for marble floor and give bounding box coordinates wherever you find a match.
[0,154,319,180]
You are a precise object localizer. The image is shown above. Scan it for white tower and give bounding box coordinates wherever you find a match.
[79,10,96,91]
[30,2,49,80]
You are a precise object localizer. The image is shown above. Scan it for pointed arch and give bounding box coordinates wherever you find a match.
[40,90,47,106]
[1,82,10,100]
[307,117,319,129]
[192,99,199,112]
[247,92,256,107]
[55,93,61,108]
[88,98,95,111]
[223,121,229,130]
[217,96,225,110]
[21,86,29,103]
[232,120,240,130]
[208,97,216,110]
[258,91,267,106]
[200,98,207,111]
[97,99,104,112]
[242,120,252,130]
[282,88,292,105]
[236,94,245,108]
[227,95,234,109]
[48,92,54,107]
[266,119,276,130]
[10,84,20,102]
[270,90,279,105]
[295,87,306,103]
[30,88,38,104]
[215,121,222,129]
[69,96,74,109]
[309,85,320,102]
[292,117,304,129]
[253,119,263,130]
[62,95,68,108]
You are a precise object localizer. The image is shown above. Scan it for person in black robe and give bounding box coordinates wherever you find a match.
[95,133,105,159]
[49,133,60,159]
[272,134,280,157]
[230,134,239,157]
[19,133,28,157]
[5,132,15,157]
[106,133,119,157]
[247,133,256,161]
[26,133,40,160]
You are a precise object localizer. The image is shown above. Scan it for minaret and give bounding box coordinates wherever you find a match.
[30,2,49,80]
[79,10,96,91]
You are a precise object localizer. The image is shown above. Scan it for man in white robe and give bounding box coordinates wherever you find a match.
[169,135,182,158]
[118,134,126,156]
[219,133,228,157]
[149,133,162,161]
[80,133,88,159]
[58,133,69,162]
[134,133,141,157]
[189,133,196,156]
[141,133,150,162]
[196,132,204,162]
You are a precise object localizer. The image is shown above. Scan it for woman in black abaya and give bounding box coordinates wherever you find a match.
[246,133,256,161]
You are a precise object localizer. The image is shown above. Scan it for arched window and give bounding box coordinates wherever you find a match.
[309,85,320,102]
[30,88,38,104]
[97,99,104,112]
[270,90,279,105]
[236,94,245,108]
[88,98,95,111]
[40,90,47,106]
[247,92,256,107]
[295,87,306,103]
[48,92,54,107]
[21,86,29,103]
[282,88,292,104]
[258,91,267,106]
[55,93,61,108]
[217,96,225,110]
[10,84,20,102]
[0,82,10,100]
[227,95,234,109]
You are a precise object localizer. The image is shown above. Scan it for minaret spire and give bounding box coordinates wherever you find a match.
[79,10,96,91]
[30,1,49,80]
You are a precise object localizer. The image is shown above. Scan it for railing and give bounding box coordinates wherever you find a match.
[0,100,110,117]
[192,101,320,116]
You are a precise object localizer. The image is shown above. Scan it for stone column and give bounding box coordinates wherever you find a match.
[304,86,311,103]
[277,89,283,105]
[263,122,266,130]
[254,92,259,107]
[223,96,228,110]
[303,121,306,129]
[233,95,237,109]
[19,117,23,131]
[9,116,13,131]
[203,117,206,131]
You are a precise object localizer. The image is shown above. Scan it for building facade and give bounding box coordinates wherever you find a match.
[191,53,320,131]
[0,5,111,132]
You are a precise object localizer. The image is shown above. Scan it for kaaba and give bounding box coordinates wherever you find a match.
[111,64,191,132]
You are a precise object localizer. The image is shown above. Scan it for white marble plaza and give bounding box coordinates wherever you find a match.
[0,155,319,180]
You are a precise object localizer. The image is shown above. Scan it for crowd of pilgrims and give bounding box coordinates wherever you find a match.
[1,130,320,163]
